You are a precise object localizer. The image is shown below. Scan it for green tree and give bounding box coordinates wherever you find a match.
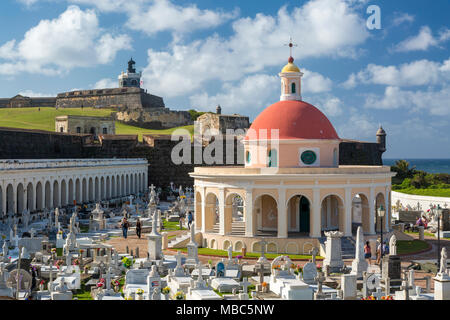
[391,160,416,181]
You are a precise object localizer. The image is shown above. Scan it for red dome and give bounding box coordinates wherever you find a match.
[245,100,340,140]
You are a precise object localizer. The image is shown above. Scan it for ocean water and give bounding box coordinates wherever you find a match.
[383,158,450,174]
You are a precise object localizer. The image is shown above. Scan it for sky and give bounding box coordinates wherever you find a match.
[0,0,449,159]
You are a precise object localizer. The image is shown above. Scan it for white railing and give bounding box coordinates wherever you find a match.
[0,158,148,171]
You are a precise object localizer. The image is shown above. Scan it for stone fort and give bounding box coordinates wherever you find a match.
[0,59,192,129]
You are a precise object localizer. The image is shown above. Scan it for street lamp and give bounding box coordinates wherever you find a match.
[437,204,443,270]
[378,204,385,274]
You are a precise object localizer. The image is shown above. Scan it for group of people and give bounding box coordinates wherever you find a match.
[119,210,194,240]
[363,240,390,266]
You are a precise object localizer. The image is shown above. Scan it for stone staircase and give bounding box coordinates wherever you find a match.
[211,220,245,236]
[168,231,190,248]
[319,236,356,260]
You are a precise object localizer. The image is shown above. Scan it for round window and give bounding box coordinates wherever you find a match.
[301,150,317,165]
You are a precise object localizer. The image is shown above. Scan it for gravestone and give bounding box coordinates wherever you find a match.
[323,231,344,273]
[185,222,199,268]
[351,226,368,278]
[382,235,401,288]
[302,262,317,285]
[147,211,162,261]
[341,274,357,300]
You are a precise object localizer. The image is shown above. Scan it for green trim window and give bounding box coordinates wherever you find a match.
[291,83,296,94]
[268,149,277,167]
[301,150,317,165]
[246,151,251,164]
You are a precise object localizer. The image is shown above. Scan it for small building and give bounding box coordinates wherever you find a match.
[55,115,115,135]
[194,105,249,139]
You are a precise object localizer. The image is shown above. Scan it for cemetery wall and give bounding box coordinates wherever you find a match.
[0,127,385,188]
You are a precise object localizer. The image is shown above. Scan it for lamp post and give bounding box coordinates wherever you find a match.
[378,204,385,274]
[437,204,442,271]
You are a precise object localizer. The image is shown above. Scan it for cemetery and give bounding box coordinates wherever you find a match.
[0,45,449,303]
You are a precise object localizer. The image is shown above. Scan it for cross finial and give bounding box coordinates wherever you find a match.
[284,36,298,59]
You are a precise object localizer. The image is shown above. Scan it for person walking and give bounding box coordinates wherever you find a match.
[187,211,193,230]
[364,241,372,265]
[136,217,142,239]
[121,217,129,239]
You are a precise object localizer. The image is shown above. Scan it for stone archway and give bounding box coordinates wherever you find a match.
[17,183,24,214]
[204,193,219,232]
[75,179,81,204]
[225,193,244,235]
[53,180,59,208]
[321,195,345,233]
[68,179,74,205]
[352,193,370,235]
[36,182,43,210]
[6,184,14,215]
[26,182,34,211]
[375,193,387,232]
[44,181,51,209]
[88,178,93,202]
[254,194,278,236]
[287,194,311,235]
[61,180,67,207]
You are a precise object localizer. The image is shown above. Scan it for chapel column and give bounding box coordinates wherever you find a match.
[384,186,390,232]
[218,188,226,235]
[277,188,287,238]
[310,188,321,238]
[368,186,375,235]
[244,189,254,237]
[344,187,352,237]
[23,185,28,212]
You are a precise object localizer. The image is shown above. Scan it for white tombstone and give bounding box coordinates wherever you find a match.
[351,226,368,277]
[185,222,199,267]
[147,210,162,261]
[147,265,161,299]
[302,262,317,285]
[323,231,344,272]
[341,274,357,300]
[389,234,398,256]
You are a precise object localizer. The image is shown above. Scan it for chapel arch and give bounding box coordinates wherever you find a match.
[287,194,311,235]
[253,194,278,236]
[321,194,345,233]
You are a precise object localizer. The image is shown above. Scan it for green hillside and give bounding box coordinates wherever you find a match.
[0,107,194,140]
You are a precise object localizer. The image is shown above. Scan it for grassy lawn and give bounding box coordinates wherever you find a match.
[394,188,450,198]
[174,248,323,260]
[0,107,194,141]
[163,219,186,231]
[397,240,430,255]
[405,230,435,237]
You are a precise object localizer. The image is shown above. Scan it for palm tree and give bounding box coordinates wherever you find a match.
[391,160,416,180]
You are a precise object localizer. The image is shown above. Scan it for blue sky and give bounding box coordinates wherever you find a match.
[0,0,449,159]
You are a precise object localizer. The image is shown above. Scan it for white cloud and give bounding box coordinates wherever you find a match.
[142,0,369,98]
[93,78,117,89]
[70,0,237,36]
[343,58,450,88]
[16,0,39,6]
[126,0,238,36]
[0,6,131,75]
[189,74,279,116]
[391,12,415,27]
[364,85,450,116]
[302,69,333,93]
[336,110,377,141]
[393,26,450,52]
[18,89,55,97]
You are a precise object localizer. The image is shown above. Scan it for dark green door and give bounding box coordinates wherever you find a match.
[299,197,310,233]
